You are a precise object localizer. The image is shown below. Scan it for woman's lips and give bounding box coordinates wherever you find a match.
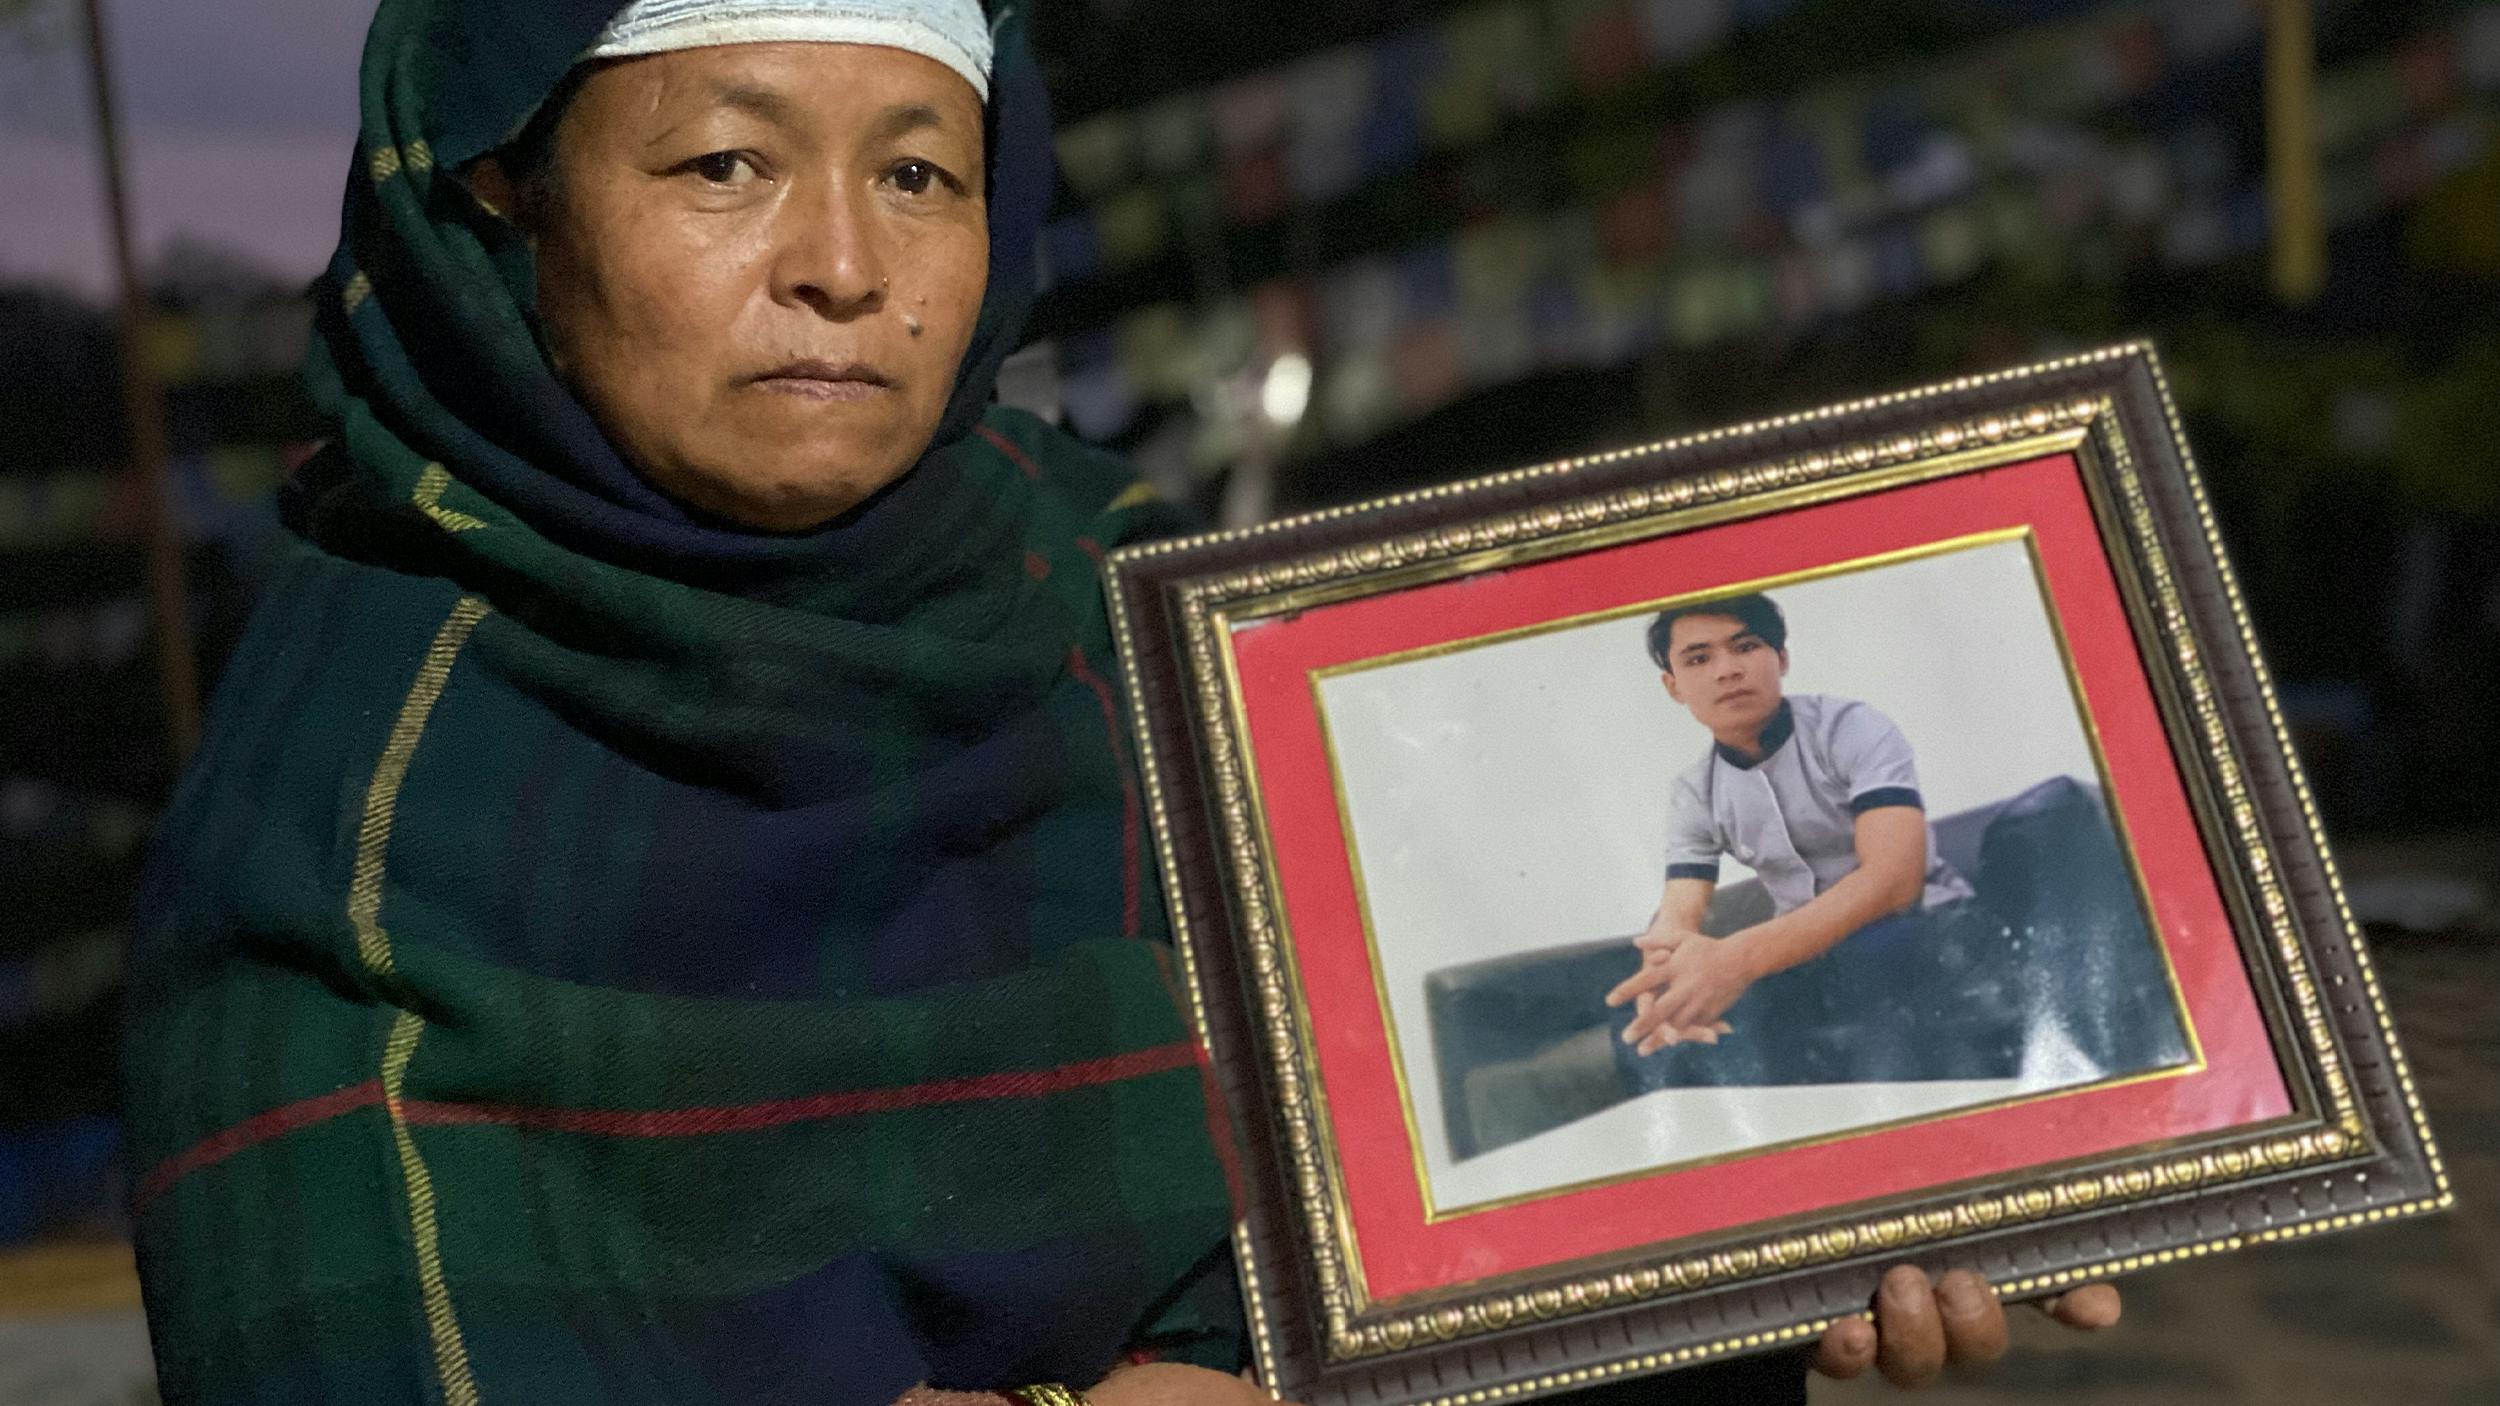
[749,360,893,401]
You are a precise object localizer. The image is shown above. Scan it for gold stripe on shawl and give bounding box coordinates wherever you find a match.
[349,596,492,1406]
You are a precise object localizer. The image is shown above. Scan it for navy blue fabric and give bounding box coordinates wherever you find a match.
[668,1257,926,1403]
[1847,785,1924,814]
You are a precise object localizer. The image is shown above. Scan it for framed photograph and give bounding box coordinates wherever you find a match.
[1103,345,2449,1404]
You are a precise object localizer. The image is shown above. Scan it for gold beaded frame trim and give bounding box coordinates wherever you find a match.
[1104,344,2450,1393]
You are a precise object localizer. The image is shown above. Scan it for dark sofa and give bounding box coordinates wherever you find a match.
[1422,775,2191,1161]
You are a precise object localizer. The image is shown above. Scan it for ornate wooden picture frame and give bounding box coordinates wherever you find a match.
[1102,345,2448,1404]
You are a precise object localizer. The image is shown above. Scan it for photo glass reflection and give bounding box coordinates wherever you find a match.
[1313,532,2196,1214]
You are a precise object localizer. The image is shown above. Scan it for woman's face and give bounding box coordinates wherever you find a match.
[513,42,988,532]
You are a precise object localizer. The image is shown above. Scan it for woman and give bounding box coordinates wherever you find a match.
[121,2,2116,1402]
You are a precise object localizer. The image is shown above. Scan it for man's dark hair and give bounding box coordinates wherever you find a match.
[1645,592,1787,670]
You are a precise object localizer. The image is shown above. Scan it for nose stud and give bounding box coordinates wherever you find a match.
[905,314,923,338]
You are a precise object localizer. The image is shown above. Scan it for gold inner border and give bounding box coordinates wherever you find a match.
[1103,344,2448,1381]
[1304,527,2208,1224]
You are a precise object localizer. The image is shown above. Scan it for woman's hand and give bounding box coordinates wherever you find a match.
[1086,1362,1299,1406]
[1812,1266,2122,1388]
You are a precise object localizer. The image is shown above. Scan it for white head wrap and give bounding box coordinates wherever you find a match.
[588,0,994,101]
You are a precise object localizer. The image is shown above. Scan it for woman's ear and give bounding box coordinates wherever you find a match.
[464,155,525,231]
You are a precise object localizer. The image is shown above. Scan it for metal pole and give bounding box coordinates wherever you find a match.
[78,0,199,761]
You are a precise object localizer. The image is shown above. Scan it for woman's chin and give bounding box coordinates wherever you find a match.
[638,434,920,531]
[658,467,889,532]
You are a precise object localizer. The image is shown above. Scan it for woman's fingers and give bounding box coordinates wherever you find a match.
[1812,1314,1878,1380]
[1092,1362,1301,1404]
[1936,1269,2010,1367]
[1873,1265,1948,1388]
[2040,1283,2123,1330]
[1818,1267,2090,1390]
[1844,1268,2016,1389]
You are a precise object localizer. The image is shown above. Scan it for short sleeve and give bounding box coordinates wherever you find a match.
[1827,700,1925,815]
[1662,768,1721,882]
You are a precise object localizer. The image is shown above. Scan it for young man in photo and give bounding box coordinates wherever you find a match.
[1604,592,2023,1084]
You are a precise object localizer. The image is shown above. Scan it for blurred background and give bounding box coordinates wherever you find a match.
[0,0,2492,1401]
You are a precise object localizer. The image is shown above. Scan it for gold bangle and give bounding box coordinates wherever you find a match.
[1008,1387,1092,1406]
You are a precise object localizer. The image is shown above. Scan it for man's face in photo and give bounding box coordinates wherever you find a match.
[1660,612,1788,738]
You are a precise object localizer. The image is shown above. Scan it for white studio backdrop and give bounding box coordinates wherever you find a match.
[1311,535,2107,1199]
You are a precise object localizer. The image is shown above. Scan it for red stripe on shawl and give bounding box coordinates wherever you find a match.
[136,1043,1198,1208]
[1066,646,1145,939]
[975,423,1043,480]
[132,1079,387,1211]
[399,1043,1198,1135]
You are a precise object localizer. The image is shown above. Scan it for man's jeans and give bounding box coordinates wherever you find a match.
[1610,898,2030,1092]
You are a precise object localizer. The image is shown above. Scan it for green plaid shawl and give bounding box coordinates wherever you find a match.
[120,3,1240,1401]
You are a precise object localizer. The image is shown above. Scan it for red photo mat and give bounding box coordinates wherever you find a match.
[1224,451,2295,1305]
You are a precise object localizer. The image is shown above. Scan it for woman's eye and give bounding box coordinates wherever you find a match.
[686,152,757,186]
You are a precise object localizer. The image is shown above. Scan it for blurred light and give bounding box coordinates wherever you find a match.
[1261,351,1312,427]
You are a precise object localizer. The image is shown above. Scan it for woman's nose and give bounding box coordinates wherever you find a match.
[771,181,889,316]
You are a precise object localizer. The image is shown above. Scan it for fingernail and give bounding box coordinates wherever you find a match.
[1940,1273,1985,1314]
[1883,1267,1923,1304]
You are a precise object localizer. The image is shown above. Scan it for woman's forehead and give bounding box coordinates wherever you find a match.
[581,42,985,140]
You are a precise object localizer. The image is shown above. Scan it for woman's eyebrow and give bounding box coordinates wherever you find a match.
[641,79,799,149]
[708,80,801,126]
[866,103,949,142]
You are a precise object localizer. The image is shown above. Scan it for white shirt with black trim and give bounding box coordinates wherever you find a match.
[1662,692,1974,917]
